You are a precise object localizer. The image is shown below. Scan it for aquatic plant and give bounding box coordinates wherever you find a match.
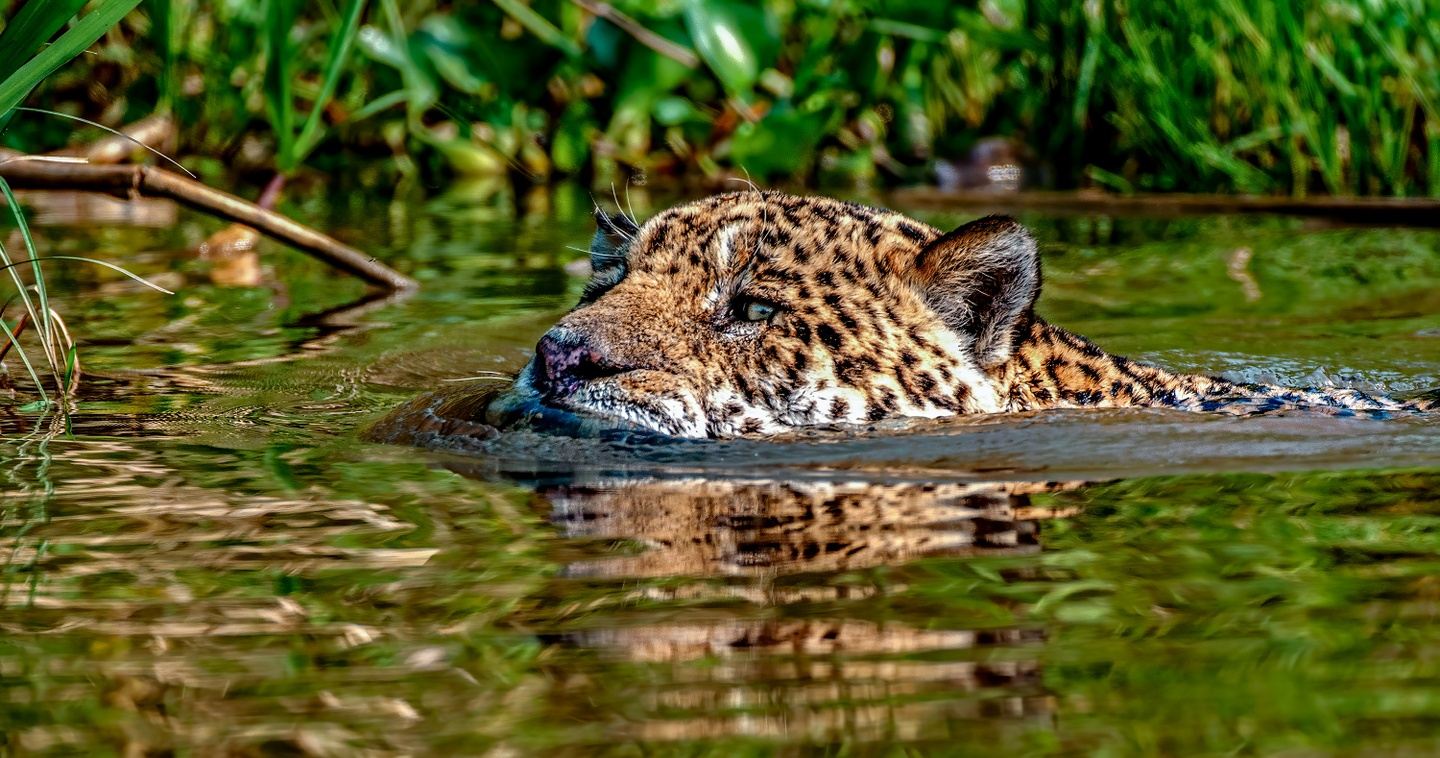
[262,0,370,177]
[4,0,1436,196]
[0,0,170,404]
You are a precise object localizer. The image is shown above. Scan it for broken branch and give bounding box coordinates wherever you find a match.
[0,155,417,292]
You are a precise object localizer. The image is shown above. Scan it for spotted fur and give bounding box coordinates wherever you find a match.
[548,478,1076,579]
[501,192,1433,438]
[544,476,1066,716]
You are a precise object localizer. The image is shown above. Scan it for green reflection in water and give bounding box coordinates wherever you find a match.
[0,187,1437,754]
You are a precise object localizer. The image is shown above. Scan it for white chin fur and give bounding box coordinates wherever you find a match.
[562,383,709,438]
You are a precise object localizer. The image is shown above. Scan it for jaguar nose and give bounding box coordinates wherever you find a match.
[533,331,633,397]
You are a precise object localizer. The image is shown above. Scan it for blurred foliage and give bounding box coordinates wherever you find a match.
[2,0,1440,193]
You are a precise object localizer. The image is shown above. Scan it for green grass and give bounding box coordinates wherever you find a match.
[0,0,143,119]
[260,0,374,175]
[8,0,1430,195]
[0,0,165,405]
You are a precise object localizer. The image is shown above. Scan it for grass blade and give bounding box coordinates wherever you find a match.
[492,0,580,57]
[0,0,146,118]
[0,177,53,383]
[0,256,175,295]
[0,0,90,82]
[61,343,79,397]
[141,0,177,109]
[295,0,370,161]
[262,0,301,171]
[347,89,409,121]
[12,107,195,178]
[0,317,48,405]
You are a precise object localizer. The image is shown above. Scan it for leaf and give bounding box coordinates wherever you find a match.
[427,135,508,176]
[654,96,700,126]
[0,316,47,406]
[61,344,79,395]
[0,175,52,360]
[551,103,593,173]
[613,18,692,111]
[367,0,439,114]
[348,89,410,121]
[1032,579,1116,616]
[585,15,626,69]
[0,0,146,118]
[15,106,195,177]
[0,0,90,83]
[491,0,581,57]
[867,17,947,43]
[728,102,828,177]
[682,0,773,96]
[0,174,53,395]
[416,15,488,95]
[356,24,407,68]
[0,254,176,294]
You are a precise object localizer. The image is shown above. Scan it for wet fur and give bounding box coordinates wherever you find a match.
[502,191,1432,438]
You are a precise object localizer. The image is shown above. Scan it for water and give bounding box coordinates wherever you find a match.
[2,185,1438,754]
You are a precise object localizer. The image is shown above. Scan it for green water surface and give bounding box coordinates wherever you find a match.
[1,186,1438,755]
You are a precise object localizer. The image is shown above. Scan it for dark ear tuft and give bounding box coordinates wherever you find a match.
[912,215,1040,367]
[580,208,640,303]
[590,208,640,273]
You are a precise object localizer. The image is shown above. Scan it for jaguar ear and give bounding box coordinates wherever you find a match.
[590,208,640,273]
[912,215,1040,367]
[580,208,640,303]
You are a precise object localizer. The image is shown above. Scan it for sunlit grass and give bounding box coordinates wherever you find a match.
[0,0,169,406]
[263,0,371,175]
[10,1,1428,195]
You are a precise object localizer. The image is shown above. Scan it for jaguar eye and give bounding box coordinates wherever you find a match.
[734,297,779,323]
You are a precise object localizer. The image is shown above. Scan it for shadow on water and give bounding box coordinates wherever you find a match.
[0,189,1438,753]
[373,380,1440,483]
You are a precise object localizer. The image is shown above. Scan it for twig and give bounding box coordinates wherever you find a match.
[568,0,699,68]
[0,156,417,291]
[256,172,287,210]
[40,112,180,169]
[0,312,28,364]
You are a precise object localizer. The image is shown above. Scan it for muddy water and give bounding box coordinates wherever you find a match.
[1,186,1438,754]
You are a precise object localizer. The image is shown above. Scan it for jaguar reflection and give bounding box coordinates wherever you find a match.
[502,472,1089,743]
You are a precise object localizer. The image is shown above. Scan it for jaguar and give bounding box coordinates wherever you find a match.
[472,191,1433,438]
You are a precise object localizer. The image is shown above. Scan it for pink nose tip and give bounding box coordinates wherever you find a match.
[534,332,630,397]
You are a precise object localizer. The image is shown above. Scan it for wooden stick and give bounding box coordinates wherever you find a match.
[50,113,177,165]
[0,156,418,291]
